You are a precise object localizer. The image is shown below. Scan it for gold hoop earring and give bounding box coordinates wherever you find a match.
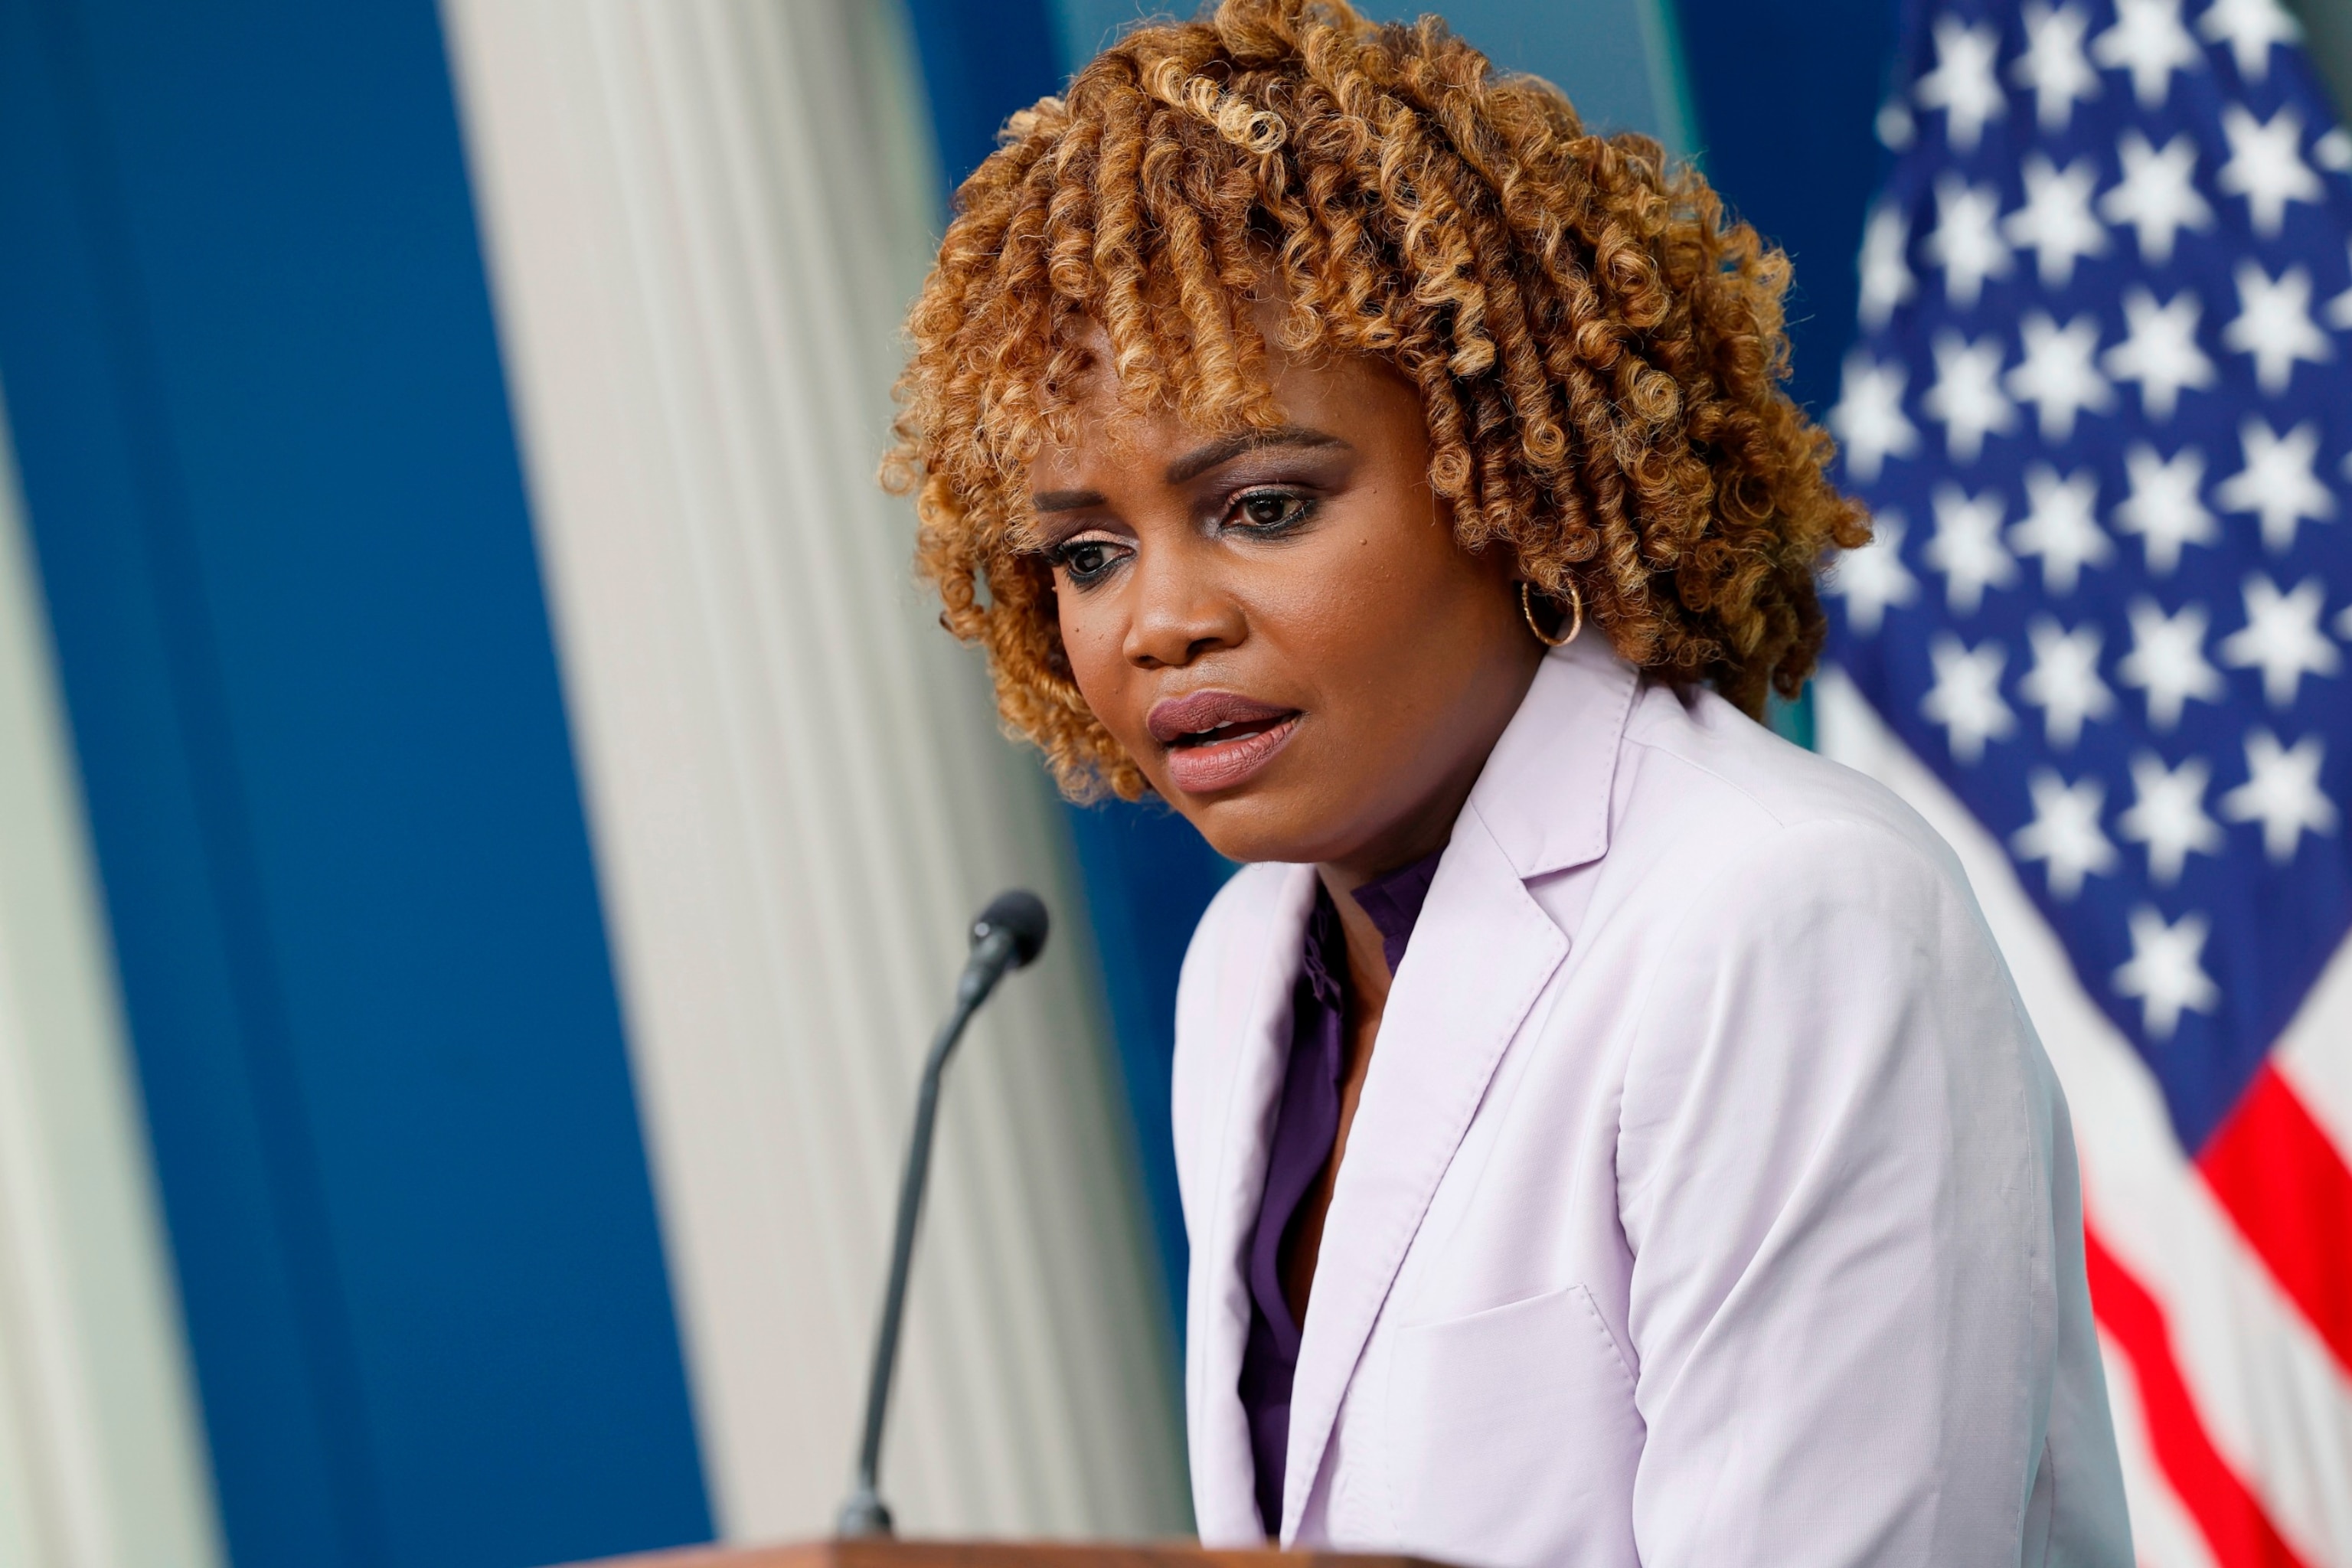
[1521,580,1583,648]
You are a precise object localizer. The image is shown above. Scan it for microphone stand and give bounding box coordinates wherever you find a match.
[837,893,1047,1537]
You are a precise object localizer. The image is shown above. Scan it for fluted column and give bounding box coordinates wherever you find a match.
[440,0,1187,1542]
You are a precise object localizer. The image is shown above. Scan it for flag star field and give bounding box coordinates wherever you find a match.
[1827,0,2352,1157]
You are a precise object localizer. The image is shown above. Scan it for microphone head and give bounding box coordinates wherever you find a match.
[972,890,1050,970]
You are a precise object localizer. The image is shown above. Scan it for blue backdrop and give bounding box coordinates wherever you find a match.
[0,2,708,1565]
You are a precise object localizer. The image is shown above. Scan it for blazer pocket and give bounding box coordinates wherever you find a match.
[1387,1285,1643,1568]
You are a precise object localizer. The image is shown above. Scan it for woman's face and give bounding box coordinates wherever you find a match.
[1027,339,1544,872]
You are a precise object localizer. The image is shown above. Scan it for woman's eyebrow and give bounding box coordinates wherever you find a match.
[1165,426,1347,485]
[1031,426,1347,513]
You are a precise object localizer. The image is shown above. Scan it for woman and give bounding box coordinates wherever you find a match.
[887,2,2131,1563]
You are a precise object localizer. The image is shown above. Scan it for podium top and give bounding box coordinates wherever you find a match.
[573,1540,1446,1568]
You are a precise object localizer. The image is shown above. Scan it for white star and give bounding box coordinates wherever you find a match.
[1926,175,2014,310]
[2219,105,2323,237]
[2215,417,2334,554]
[1914,15,2007,153]
[2012,769,2120,900]
[2114,905,2220,1039]
[1831,351,1920,484]
[2318,129,2352,172]
[2092,0,2203,108]
[1877,97,1916,151]
[2328,243,2352,329]
[2198,0,2301,81]
[2221,728,2337,861]
[2103,287,2216,422]
[1922,633,2017,764]
[2223,261,2332,394]
[2101,131,2215,265]
[2119,752,2225,884]
[1857,204,1916,330]
[2014,2,2102,131]
[1924,331,2018,463]
[2020,616,2117,748]
[1926,483,2017,614]
[2004,154,2111,289]
[2112,443,2220,575]
[2119,597,2226,730]
[2220,573,2341,707]
[1828,511,1920,636]
[2011,464,2113,595]
[2007,312,2116,443]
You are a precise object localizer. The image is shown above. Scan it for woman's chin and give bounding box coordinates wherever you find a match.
[1166,783,1367,870]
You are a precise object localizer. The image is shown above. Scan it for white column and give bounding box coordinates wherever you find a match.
[0,386,224,1568]
[439,0,1187,1543]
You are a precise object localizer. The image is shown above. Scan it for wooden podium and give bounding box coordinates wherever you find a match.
[567,1540,1442,1568]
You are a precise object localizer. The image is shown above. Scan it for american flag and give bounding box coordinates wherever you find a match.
[1821,0,2352,1562]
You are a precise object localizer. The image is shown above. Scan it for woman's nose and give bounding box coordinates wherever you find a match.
[1122,541,1246,669]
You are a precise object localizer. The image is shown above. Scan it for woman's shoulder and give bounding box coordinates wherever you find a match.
[1615,679,1974,906]
[1607,692,2047,1178]
[1585,685,2040,1107]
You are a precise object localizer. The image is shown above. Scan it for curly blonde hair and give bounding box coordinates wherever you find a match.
[885,0,1868,801]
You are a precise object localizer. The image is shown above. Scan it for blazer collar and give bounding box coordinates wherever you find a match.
[1465,634,1642,880]
[1189,861,1319,1544]
[1276,638,1641,1540]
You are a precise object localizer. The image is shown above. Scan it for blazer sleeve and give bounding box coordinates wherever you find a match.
[1613,815,2112,1567]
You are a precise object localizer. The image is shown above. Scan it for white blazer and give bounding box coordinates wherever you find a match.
[1172,638,2132,1567]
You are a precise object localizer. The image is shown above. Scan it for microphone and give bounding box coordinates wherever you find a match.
[837,890,1051,1537]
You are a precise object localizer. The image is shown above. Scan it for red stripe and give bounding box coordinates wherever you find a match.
[2083,1224,2309,1568]
[2197,1063,2352,1377]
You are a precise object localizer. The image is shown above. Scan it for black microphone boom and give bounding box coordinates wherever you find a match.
[836,890,1050,1537]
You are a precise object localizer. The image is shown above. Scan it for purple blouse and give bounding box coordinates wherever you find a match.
[1237,849,1442,1536]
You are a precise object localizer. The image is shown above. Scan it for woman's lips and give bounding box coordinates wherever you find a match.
[1147,690,1304,795]
[1163,713,1302,795]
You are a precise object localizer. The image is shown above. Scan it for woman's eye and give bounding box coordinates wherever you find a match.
[1232,491,1313,533]
[1050,538,1126,586]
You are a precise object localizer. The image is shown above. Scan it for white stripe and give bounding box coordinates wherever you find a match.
[0,389,224,1566]
[2272,933,2352,1165]
[2086,1070,2352,1568]
[1819,671,2352,1568]
[2099,1326,2223,1568]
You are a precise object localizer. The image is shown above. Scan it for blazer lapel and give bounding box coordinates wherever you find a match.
[1278,641,1640,1540]
[1187,861,1318,1544]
